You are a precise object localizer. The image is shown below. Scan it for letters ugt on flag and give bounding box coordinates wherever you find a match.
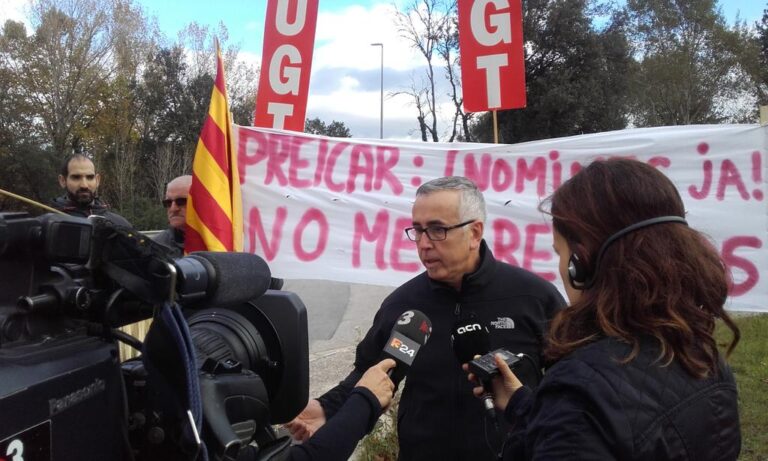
[458,0,526,112]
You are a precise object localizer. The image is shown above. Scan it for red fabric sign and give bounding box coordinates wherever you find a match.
[458,0,526,112]
[253,0,319,132]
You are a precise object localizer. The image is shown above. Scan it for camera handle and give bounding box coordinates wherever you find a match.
[164,261,178,304]
[199,361,269,460]
[186,409,204,460]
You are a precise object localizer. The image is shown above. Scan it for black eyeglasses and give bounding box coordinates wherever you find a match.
[162,197,188,208]
[404,220,475,242]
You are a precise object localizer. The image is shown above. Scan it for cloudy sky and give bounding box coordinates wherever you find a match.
[1,0,764,140]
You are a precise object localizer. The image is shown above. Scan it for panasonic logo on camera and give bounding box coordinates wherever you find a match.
[49,378,106,416]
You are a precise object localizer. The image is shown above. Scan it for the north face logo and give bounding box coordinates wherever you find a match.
[490,317,515,329]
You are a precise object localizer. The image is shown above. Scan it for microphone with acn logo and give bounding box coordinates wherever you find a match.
[381,309,432,389]
[450,317,499,424]
[450,317,490,363]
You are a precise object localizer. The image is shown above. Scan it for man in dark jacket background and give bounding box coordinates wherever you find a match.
[51,154,131,228]
[286,176,565,460]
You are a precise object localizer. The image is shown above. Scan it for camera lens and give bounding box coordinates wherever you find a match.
[187,308,272,372]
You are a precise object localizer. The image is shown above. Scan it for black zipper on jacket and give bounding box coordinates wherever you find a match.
[452,300,462,459]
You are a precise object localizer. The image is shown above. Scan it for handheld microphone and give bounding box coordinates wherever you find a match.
[381,309,432,388]
[450,317,490,363]
[173,251,273,307]
[450,317,498,423]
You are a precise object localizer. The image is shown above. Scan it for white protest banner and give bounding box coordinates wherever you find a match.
[236,124,768,313]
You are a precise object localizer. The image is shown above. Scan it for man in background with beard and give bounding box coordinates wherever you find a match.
[51,154,132,228]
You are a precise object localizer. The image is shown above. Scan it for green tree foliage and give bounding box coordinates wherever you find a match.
[0,0,153,214]
[137,47,200,151]
[753,7,768,104]
[0,0,258,230]
[625,0,746,125]
[304,118,353,137]
[721,16,763,122]
[470,0,633,143]
[177,21,258,126]
[0,20,59,205]
[26,0,118,157]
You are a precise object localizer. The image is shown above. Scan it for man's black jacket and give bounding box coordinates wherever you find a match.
[318,241,564,460]
[51,195,132,228]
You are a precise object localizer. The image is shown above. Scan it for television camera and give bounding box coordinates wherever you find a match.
[0,212,309,460]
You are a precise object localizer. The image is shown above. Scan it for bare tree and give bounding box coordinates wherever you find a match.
[392,76,432,141]
[147,143,191,202]
[110,139,137,210]
[433,3,472,142]
[394,0,456,142]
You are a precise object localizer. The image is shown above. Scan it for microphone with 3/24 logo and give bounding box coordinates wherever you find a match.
[382,309,432,389]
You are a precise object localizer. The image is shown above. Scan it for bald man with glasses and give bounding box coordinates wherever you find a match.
[154,175,192,257]
[287,176,565,461]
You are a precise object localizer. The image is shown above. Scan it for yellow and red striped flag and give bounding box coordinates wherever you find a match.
[185,41,243,253]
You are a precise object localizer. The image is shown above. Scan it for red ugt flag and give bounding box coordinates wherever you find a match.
[253,0,319,131]
[458,0,526,112]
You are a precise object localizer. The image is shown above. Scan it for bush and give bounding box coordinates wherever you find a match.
[357,391,400,461]
[120,196,167,231]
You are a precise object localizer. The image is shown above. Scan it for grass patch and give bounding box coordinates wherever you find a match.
[357,315,767,460]
[716,314,768,461]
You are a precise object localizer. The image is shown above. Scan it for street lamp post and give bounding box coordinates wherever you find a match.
[370,43,383,139]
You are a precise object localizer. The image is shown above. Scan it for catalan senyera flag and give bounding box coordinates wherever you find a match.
[185,41,243,253]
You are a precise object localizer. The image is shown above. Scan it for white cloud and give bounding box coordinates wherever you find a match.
[305,3,450,139]
[0,0,31,28]
[313,3,426,72]
[238,50,261,70]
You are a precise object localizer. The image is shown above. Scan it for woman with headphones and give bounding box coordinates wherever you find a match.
[466,158,741,460]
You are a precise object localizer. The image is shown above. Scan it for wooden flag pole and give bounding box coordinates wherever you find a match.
[493,110,499,143]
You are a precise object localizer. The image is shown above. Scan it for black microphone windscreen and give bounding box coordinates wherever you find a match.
[392,309,432,345]
[382,309,432,386]
[189,251,272,306]
[451,318,490,363]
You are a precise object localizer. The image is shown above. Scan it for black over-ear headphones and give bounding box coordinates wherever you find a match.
[568,216,688,290]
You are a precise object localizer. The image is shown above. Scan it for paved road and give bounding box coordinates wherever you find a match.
[281,279,396,397]
[278,280,396,459]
